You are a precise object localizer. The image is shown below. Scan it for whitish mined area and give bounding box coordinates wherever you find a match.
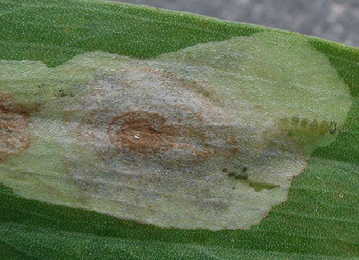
[0,32,352,230]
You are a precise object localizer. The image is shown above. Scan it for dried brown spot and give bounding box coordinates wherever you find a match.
[108,110,237,161]
[0,94,31,163]
[108,111,177,154]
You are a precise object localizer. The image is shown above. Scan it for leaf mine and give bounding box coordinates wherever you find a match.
[0,32,352,230]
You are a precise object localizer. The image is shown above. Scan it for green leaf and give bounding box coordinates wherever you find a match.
[1,0,359,259]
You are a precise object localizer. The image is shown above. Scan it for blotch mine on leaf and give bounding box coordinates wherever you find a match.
[0,32,352,231]
[77,67,238,169]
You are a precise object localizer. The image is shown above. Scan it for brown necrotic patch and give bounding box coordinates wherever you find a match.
[108,111,177,155]
[107,110,237,162]
[0,94,31,163]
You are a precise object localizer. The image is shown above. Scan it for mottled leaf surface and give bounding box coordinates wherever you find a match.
[1,0,359,259]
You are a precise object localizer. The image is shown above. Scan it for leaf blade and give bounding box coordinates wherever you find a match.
[1,0,359,259]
